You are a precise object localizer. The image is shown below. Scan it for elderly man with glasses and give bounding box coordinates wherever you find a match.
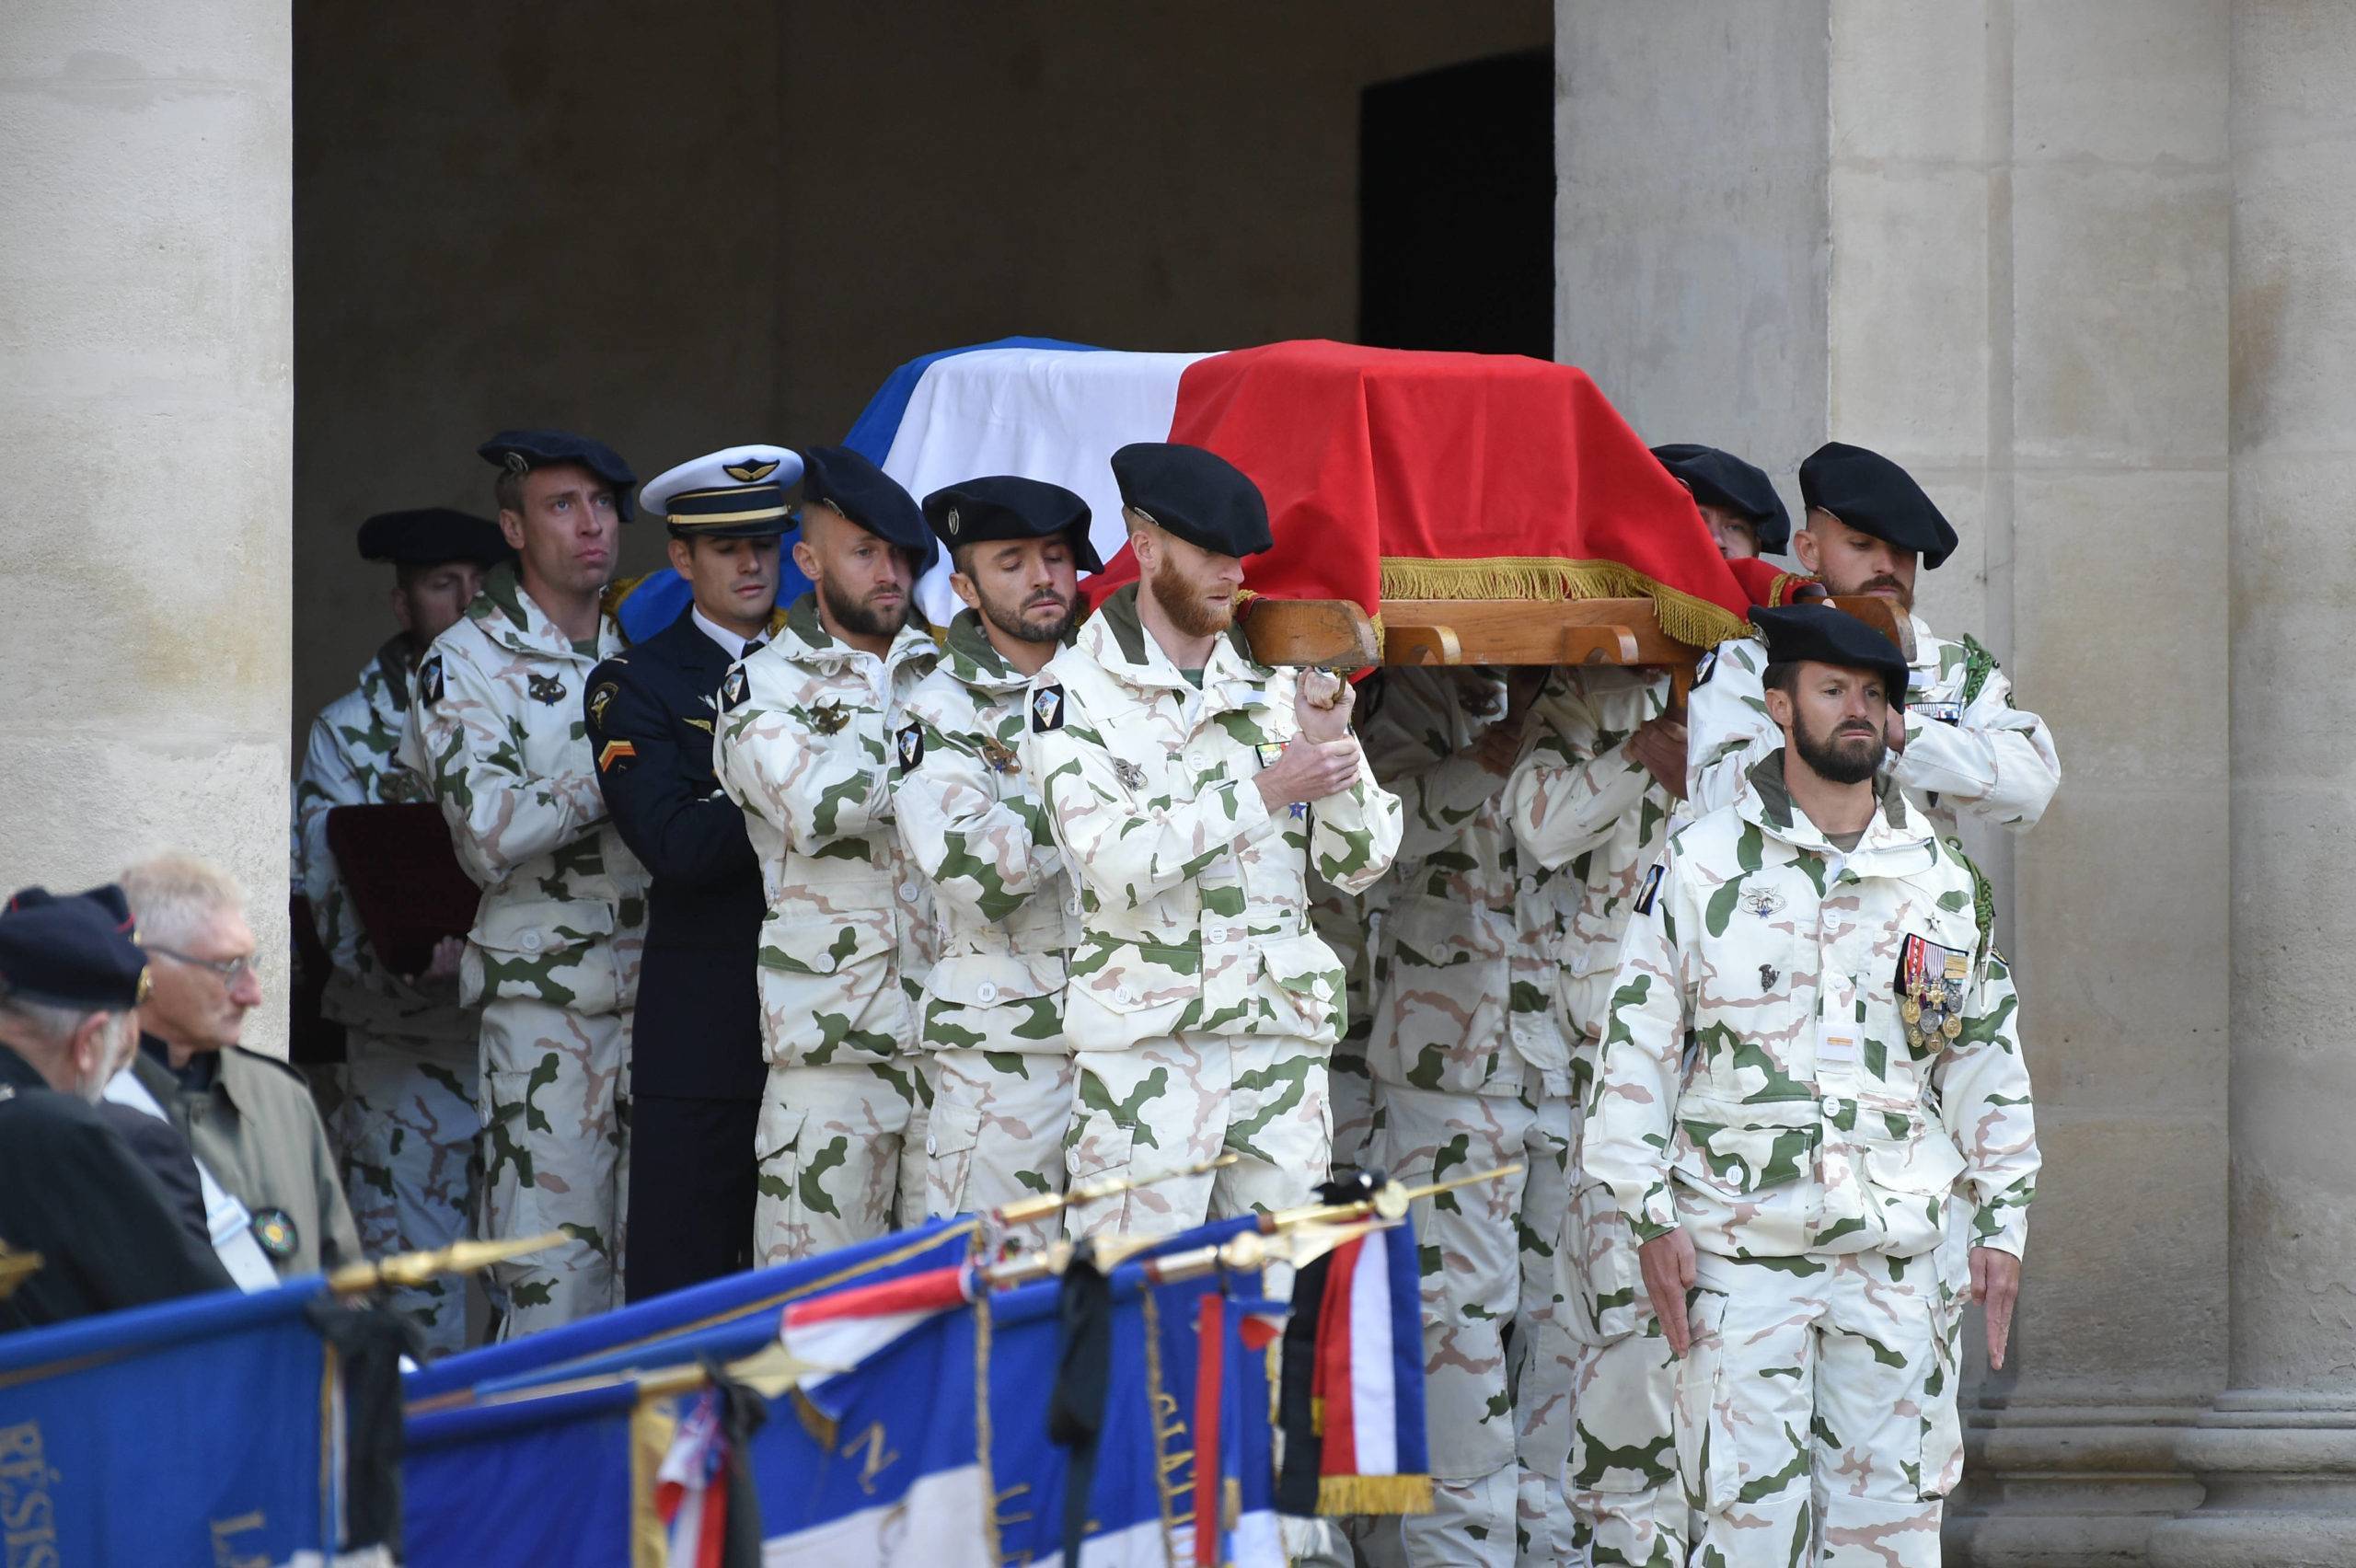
[124,852,362,1279]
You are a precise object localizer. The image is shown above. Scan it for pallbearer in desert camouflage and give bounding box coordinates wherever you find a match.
[715,445,941,1263]
[1355,663,1575,1568]
[295,507,510,1354]
[1506,657,1690,1568]
[896,476,1097,1238]
[404,431,650,1336]
[1686,443,2062,839]
[1023,443,1402,1240]
[1587,605,2040,1568]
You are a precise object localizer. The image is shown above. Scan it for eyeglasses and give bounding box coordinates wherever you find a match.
[152,947,259,986]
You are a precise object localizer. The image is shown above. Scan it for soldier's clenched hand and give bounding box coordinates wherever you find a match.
[1639,1227,1698,1355]
[1295,669,1355,743]
[1970,1247,2020,1370]
[1255,738,1362,811]
[1626,715,1690,800]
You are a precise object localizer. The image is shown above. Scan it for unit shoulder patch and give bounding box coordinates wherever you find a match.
[897,722,925,775]
[419,654,445,706]
[586,681,620,731]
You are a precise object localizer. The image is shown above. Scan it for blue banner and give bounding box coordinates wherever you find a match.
[0,1282,337,1567]
[406,1382,640,1568]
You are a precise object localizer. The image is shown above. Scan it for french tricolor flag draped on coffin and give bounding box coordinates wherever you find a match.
[617,338,1754,647]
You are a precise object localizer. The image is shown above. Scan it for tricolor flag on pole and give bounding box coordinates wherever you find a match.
[655,1388,733,1568]
[1311,1224,1434,1516]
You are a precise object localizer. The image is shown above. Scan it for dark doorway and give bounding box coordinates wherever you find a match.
[1358,49,1554,357]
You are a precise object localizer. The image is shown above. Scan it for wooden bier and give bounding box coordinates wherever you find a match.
[1242,594,1911,707]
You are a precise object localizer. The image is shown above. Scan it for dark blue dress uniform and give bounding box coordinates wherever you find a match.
[587,444,802,1301]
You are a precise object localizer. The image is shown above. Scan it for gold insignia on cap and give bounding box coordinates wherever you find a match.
[724,457,781,483]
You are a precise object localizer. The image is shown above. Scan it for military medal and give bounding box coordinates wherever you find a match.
[1897,932,1970,1054]
[250,1206,299,1262]
[526,673,566,706]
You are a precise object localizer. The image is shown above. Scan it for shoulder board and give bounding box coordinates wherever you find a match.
[1029,682,1066,733]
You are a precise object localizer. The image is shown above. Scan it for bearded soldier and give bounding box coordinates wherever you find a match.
[1023,442,1402,1239]
[405,429,649,1334]
[895,476,1094,1235]
[1686,443,2061,837]
[294,506,508,1352]
[1588,605,2039,1567]
[713,445,941,1262]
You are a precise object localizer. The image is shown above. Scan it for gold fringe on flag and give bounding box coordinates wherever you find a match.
[1375,555,1751,650]
[1317,1470,1436,1516]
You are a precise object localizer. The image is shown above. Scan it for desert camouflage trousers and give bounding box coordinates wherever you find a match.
[1061,1032,1329,1243]
[479,998,629,1337]
[754,1057,931,1265]
[1365,1075,1575,1568]
[1680,1246,1963,1568]
[1563,1170,1681,1568]
[923,1046,1076,1240]
[1329,1025,1377,1174]
[344,1032,479,1356]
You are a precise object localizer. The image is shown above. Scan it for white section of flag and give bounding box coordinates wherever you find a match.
[876,346,1213,626]
[1346,1235,1398,1475]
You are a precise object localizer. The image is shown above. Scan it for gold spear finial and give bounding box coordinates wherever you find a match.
[0,1244,41,1302]
[328,1230,569,1295]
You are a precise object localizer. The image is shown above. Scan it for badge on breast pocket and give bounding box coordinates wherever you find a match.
[1896,932,1971,1050]
[721,666,749,710]
[526,673,566,706]
[1031,684,1065,733]
[897,722,925,775]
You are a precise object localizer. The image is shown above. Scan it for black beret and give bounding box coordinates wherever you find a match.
[1752,604,1911,709]
[1651,444,1791,553]
[922,476,1103,573]
[1798,443,1957,571]
[0,884,148,1009]
[478,430,639,522]
[356,508,515,568]
[799,446,938,571]
[1110,443,1273,559]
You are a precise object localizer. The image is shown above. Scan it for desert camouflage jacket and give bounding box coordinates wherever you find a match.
[1505,667,1676,1083]
[405,565,648,1017]
[1361,668,1569,1095]
[294,637,476,1047]
[894,610,1079,1055]
[1586,752,2039,1261]
[1022,584,1402,1054]
[714,593,939,1069]
[1687,612,2062,837]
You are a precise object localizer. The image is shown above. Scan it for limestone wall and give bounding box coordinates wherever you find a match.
[0,2,294,1054]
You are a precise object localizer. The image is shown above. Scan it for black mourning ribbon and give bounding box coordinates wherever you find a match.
[1047,1243,1114,1563]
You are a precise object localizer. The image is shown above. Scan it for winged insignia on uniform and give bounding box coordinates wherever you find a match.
[811,701,849,734]
[977,738,1019,774]
[723,456,780,483]
[526,673,566,706]
[1112,757,1146,790]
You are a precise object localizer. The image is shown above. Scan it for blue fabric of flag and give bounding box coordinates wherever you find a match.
[405,1217,971,1402]
[618,336,1105,642]
[1380,1220,1433,1475]
[0,1281,335,1567]
[405,1381,639,1568]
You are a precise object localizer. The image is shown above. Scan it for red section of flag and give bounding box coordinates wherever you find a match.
[1194,1293,1228,1568]
[780,1264,969,1329]
[1313,1236,1367,1479]
[1084,340,1747,643]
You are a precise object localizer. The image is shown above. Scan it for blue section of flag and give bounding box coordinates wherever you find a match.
[618,336,1104,643]
[0,1281,335,1567]
[405,1218,972,1401]
[1380,1221,1432,1474]
[405,1382,639,1568]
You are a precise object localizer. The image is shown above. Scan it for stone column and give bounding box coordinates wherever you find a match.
[0,4,294,1053]
[1559,3,2233,1560]
[2149,6,2356,1561]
